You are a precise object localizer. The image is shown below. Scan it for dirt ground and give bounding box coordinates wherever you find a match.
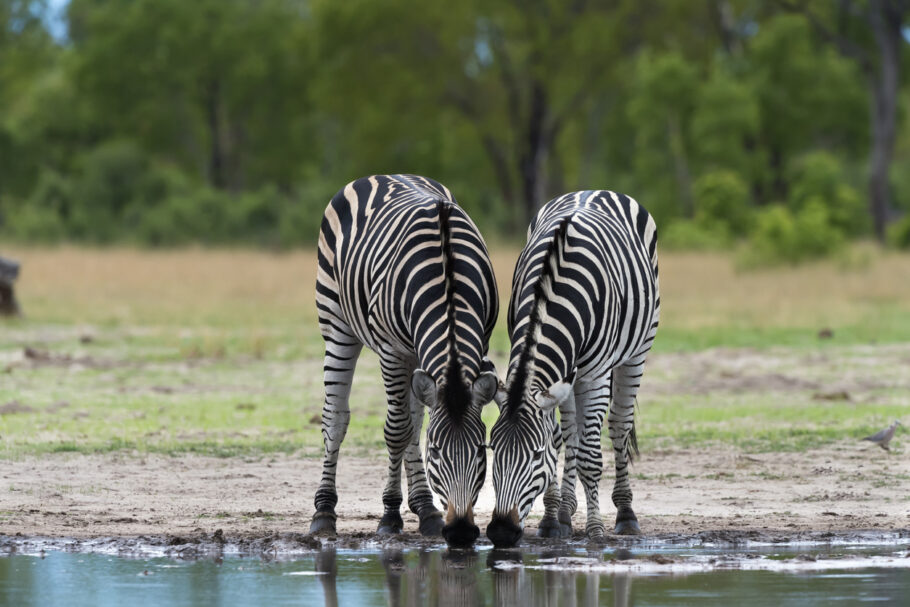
[2,444,906,545]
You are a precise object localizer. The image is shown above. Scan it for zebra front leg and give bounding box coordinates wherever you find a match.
[575,381,609,539]
[537,414,564,538]
[310,338,363,535]
[557,391,580,537]
[377,358,414,534]
[405,391,443,536]
[608,358,646,535]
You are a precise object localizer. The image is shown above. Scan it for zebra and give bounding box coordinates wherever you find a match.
[309,174,500,547]
[486,190,660,547]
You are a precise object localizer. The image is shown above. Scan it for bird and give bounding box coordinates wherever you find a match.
[862,420,901,451]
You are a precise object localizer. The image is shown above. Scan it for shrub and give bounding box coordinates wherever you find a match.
[887,215,910,250]
[693,170,752,237]
[788,151,868,236]
[740,202,844,267]
[660,219,731,251]
[2,202,67,242]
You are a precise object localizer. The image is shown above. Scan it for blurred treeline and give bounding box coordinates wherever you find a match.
[1,0,909,259]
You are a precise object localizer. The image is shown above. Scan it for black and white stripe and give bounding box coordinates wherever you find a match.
[310,174,499,547]
[487,190,660,546]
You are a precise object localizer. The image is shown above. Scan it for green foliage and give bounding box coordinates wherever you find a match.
[660,219,731,251]
[887,216,910,250]
[693,170,752,237]
[741,202,845,267]
[690,69,759,179]
[788,152,868,237]
[0,1,904,247]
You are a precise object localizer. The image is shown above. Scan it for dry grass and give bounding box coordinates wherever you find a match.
[659,247,910,331]
[4,245,910,343]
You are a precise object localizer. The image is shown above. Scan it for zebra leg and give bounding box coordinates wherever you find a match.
[405,390,443,536]
[608,356,647,535]
[537,415,563,537]
[310,334,363,535]
[556,391,579,537]
[575,381,610,539]
[377,355,415,534]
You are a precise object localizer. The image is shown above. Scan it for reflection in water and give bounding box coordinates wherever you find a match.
[3,545,908,607]
[315,547,337,607]
[361,547,635,607]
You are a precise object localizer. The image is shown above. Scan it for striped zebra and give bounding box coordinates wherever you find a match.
[310,174,500,547]
[486,190,660,547]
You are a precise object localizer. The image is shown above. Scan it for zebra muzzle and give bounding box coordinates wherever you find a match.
[486,506,522,548]
[441,503,479,548]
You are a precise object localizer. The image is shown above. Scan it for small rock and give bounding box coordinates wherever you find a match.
[818,328,834,339]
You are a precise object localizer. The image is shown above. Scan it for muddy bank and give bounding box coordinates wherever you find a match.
[1,446,907,543]
[2,529,909,561]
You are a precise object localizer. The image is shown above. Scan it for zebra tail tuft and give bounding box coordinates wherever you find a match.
[628,423,639,462]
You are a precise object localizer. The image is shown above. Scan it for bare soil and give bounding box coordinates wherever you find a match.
[2,444,906,547]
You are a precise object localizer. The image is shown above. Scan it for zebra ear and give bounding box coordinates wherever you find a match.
[535,369,577,412]
[471,371,499,406]
[411,369,438,409]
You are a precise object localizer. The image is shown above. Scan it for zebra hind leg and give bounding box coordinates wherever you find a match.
[608,358,646,535]
[377,356,414,534]
[405,392,443,536]
[310,337,363,535]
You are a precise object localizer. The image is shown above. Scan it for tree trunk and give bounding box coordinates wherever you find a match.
[866,0,903,241]
[668,113,694,217]
[205,78,226,190]
[0,256,21,317]
[518,81,550,226]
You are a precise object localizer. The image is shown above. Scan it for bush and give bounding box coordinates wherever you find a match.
[2,202,67,242]
[660,219,731,251]
[741,202,844,267]
[788,151,868,236]
[693,170,752,237]
[887,215,910,250]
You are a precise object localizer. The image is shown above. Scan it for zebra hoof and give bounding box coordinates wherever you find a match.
[377,512,404,535]
[418,512,444,537]
[309,511,337,536]
[557,511,573,538]
[536,516,561,538]
[614,507,641,535]
[377,525,403,535]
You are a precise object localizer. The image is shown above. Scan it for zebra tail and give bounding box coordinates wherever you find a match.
[627,424,639,462]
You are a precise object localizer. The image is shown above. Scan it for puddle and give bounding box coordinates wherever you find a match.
[2,537,909,606]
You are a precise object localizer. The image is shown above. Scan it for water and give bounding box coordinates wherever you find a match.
[1,544,908,606]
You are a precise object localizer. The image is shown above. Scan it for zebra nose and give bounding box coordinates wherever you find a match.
[442,517,480,548]
[486,515,523,548]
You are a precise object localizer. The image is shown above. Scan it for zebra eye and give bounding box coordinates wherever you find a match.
[428,447,441,460]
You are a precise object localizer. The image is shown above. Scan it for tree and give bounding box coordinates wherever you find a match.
[68,0,313,192]
[313,0,651,227]
[777,0,909,240]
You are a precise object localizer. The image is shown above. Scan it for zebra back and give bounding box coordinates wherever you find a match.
[507,190,659,393]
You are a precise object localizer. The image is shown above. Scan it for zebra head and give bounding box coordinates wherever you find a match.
[411,367,499,547]
[486,374,574,547]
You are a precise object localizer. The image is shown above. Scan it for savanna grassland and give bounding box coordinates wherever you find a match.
[1,245,909,457]
[1,246,909,539]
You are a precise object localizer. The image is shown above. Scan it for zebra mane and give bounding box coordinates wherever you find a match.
[505,217,571,417]
[438,200,471,424]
